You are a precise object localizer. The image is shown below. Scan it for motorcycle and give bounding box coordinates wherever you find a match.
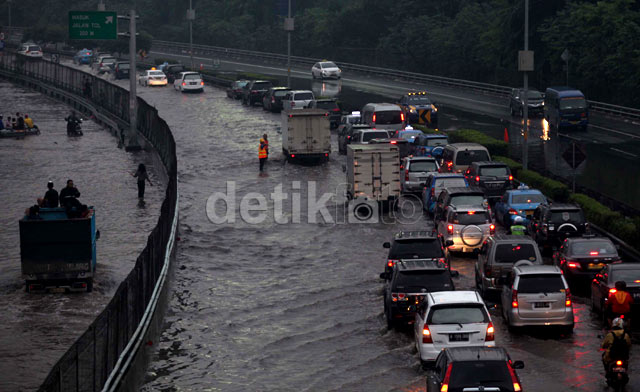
[66,117,83,137]
[606,358,629,391]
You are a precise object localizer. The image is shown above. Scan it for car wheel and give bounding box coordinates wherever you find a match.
[421,359,433,370]
[385,305,394,330]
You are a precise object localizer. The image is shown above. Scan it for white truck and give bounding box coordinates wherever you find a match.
[281,109,331,161]
[346,144,401,207]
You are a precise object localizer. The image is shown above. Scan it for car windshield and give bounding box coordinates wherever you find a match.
[409,161,438,172]
[294,92,314,100]
[390,239,444,259]
[117,63,130,69]
[428,304,488,324]
[427,137,448,147]
[479,166,509,176]
[399,131,422,140]
[451,211,490,225]
[253,82,272,89]
[494,243,538,263]
[571,240,617,256]
[611,269,640,284]
[528,91,543,99]
[184,74,200,80]
[512,193,546,204]
[517,274,565,293]
[434,178,467,189]
[375,110,403,125]
[315,101,339,110]
[320,62,337,68]
[450,361,511,389]
[559,97,587,110]
[449,195,485,207]
[408,96,432,104]
[394,270,452,292]
[169,66,185,72]
[550,210,583,224]
[274,90,289,97]
[149,71,165,76]
[102,58,116,63]
[28,46,41,51]
[455,150,490,165]
[235,81,249,88]
[347,116,360,124]
[362,131,391,142]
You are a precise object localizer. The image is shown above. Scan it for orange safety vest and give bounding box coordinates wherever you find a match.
[258,138,268,159]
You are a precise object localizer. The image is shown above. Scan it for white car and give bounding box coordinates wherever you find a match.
[413,291,495,367]
[139,70,168,87]
[311,61,341,79]
[281,90,315,111]
[174,72,204,92]
[96,56,116,74]
[17,44,43,58]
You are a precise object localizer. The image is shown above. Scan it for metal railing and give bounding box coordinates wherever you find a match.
[0,52,178,391]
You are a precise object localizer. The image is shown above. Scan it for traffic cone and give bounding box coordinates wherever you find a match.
[503,127,509,143]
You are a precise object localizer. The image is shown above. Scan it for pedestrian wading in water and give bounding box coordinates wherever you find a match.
[132,163,153,200]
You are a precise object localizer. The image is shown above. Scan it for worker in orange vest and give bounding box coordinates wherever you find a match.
[607,280,634,329]
[259,133,269,171]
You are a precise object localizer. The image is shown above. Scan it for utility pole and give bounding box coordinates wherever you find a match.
[187,0,195,70]
[98,0,105,11]
[285,0,293,88]
[521,0,530,170]
[118,9,140,150]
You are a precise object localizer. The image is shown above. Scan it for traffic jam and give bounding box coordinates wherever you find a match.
[73,52,637,391]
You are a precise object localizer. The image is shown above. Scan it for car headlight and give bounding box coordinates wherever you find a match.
[409,108,417,114]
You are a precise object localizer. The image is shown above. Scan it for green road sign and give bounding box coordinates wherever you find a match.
[69,11,117,40]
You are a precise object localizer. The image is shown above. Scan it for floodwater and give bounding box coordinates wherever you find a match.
[0,80,164,391]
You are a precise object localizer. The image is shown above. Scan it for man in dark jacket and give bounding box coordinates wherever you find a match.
[60,179,81,210]
[39,181,59,207]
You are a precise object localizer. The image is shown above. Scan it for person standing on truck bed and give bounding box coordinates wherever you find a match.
[38,181,59,208]
[259,134,269,172]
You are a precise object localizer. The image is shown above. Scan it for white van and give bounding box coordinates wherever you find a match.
[440,143,491,173]
[361,103,405,131]
[282,90,315,111]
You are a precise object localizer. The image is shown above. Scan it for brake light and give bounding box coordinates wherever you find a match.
[388,259,398,267]
[447,224,454,235]
[182,82,186,86]
[422,324,433,343]
[438,258,446,265]
[508,208,518,215]
[201,81,204,86]
[512,289,518,308]
[400,112,405,122]
[475,176,480,183]
[333,108,340,112]
[509,175,513,181]
[581,112,586,117]
[616,360,623,366]
[392,293,408,302]
[467,210,476,215]
[440,363,453,392]
[508,363,522,392]
[567,262,580,269]
[373,113,376,123]
[251,90,258,94]
[565,288,572,307]
[485,322,495,341]
[405,169,409,181]
[610,288,617,294]
[431,188,435,197]
[490,224,496,235]
[291,154,295,158]
[390,140,397,144]
[590,251,599,256]
[271,96,275,103]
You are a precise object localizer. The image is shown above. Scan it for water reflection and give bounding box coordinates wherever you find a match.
[311,80,342,98]
[541,118,551,141]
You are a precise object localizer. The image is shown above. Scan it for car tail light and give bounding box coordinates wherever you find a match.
[373,113,376,123]
[291,101,295,107]
[271,96,275,103]
[490,224,495,235]
[440,363,453,392]
[201,81,204,85]
[610,288,617,294]
[182,82,186,86]
[422,324,433,343]
[447,224,454,235]
[431,188,435,197]
[251,90,258,94]
[388,259,398,268]
[405,169,409,181]
[581,112,586,117]
[291,154,295,158]
[392,293,407,302]
[616,360,623,366]
[333,108,340,112]
[390,140,397,144]
[565,288,572,307]
[512,289,518,308]
[567,262,580,269]
[475,176,480,183]
[508,208,518,215]
[508,363,522,392]
[485,322,495,341]
[509,175,514,181]
[400,112,405,122]
[438,258,446,265]
[590,251,599,256]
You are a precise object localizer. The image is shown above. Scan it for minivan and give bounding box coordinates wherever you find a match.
[282,90,315,111]
[544,86,588,131]
[361,103,405,131]
[440,143,491,174]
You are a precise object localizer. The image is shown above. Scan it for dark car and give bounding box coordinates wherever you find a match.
[434,187,486,223]
[591,263,640,318]
[163,64,186,84]
[509,88,545,117]
[338,123,373,154]
[310,98,342,128]
[464,161,513,202]
[111,61,130,80]
[242,80,273,106]
[426,347,524,392]
[227,80,250,100]
[553,235,621,285]
[383,230,450,275]
[528,203,588,253]
[262,87,291,112]
[398,91,438,128]
[380,259,456,329]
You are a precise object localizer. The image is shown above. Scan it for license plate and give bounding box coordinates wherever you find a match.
[613,367,626,372]
[534,302,550,308]
[449,333,469,342]
[525,210,534,217]
[588,263,604,270]
[190,82,197,85]
[49,287,65,293]
[487,182,504,188]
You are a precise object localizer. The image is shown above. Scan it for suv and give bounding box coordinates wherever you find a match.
[427,347,525,392]
[163,64,186,83]
[501,264,574,333]
[310,98,341,128]
[437,205,495,253]
[527,203,588,253]
[281,90,315,111]
[242,80,274,106]
[401,156,440,193]
[464,161,513,202]
[95,56,116,74]
[414,291,494,367]
[440,143,491,174]
[262,87,291,112]
[174,72,204,93]
[111,61,130,80]
[475,235,543,296]
[434,187,486,223]
[412,133,448,157]
[350,129,391,145]
[380,260,456,329]
[338,124,373,154]
[553,236,621,285]
[382,231,451,275]
[509,88,544,117]
[398,91,438,128]
[421,173,468,216]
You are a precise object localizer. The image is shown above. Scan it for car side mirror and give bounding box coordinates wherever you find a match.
[445,240,454,247]
[512,360,525,369]
[450,270,460,277]
[383,242,391,249]
[379,272,390,280]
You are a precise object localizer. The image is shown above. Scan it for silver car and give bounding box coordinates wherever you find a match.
[501,264,574,332]
[438,205,494,253]
[401,156,439,193]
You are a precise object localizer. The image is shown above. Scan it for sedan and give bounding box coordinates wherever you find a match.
[311,61,341,80]
[494,186,547,229]
[73,49,93,65]
[554,236,621,285]
[139,70,168,87]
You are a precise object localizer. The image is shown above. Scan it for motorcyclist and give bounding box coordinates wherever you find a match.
[65,111,81,135]
[601,317,631,375]
[509,215,527,235]
[606,280,634,329]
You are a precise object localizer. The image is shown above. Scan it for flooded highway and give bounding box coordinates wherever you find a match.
[0,80,164,391]
[110,77,639,391]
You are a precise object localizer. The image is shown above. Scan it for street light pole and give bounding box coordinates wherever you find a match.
[188,0,194,70]
[127,8,139,150]
[7,0,12,28]
[522,0,529,170]
[286,0,291,88]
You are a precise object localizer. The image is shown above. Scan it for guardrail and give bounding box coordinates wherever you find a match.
[0,52,178,391]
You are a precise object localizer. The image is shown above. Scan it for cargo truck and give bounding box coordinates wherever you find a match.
[20,207,98,293]
[346,144,401,208]
[281,108,331,162]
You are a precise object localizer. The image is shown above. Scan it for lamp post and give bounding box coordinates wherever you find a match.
[187,0,195,70]
[522,0,530,170]
[286,0,292,88]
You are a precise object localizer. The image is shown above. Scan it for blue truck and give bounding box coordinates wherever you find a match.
[20,207,98,293]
